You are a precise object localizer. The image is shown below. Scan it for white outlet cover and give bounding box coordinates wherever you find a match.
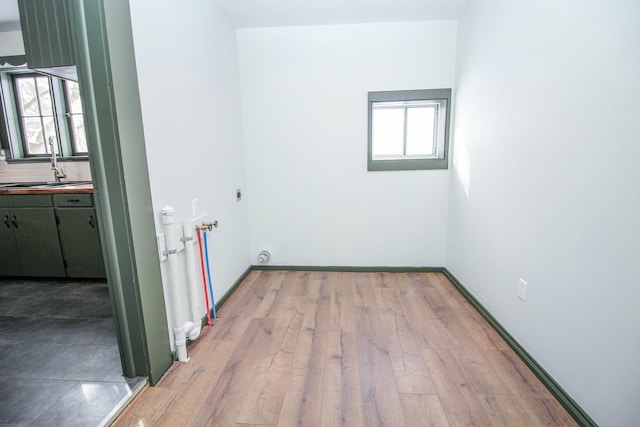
[518,279,528,301]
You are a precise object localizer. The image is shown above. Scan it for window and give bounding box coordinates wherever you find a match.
[368,89,451,171]
[0,68,87,159]
[63,80,88,154]
[13,74,57,156]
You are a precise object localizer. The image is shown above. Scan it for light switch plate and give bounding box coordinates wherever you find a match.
[192,198,199,217]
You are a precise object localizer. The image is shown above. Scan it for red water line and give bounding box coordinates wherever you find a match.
[197,228,211,326]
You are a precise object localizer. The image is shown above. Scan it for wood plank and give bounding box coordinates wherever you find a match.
[352,273,377,307]
[478,394,537,426]
[454,346,512,396]
[485,349,578,426]
[374,273,405,330]
[433,273,509,351]
[277,344,325,425]
[321,331,364,426]
[255,271,299,321]
[421,348,493,426]
[113,385,169,426]
[237,306,303,425]
[191,318,276,426]
[400,393,450,427]
[277,273,331,426]
[386,328,437,395]
[354,302,408,426]
[420,278,486,357]
[252,270,286,319]
[211,271,273,341]
[334,272,356,332]
[216,270,263,318]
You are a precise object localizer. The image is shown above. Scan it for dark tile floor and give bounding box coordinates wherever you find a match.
[0,280,144,426]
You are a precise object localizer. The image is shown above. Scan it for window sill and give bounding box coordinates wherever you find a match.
[6,156,89,164]
[368,158,448,171]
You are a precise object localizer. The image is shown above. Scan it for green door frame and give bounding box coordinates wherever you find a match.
[68,0,172,384]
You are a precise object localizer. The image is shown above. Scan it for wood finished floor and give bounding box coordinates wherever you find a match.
[114,271,577,426]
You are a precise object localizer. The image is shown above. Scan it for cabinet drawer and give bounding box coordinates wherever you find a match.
[53,194,93,207]
[8,194,53,207]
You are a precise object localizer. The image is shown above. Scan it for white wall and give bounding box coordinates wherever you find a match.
[447,1,640,425]
[128,0,250,337]
[238,21,456,267]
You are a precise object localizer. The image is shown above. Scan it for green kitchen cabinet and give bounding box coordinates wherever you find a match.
[0,195,66,277]
[1,207,65,277]
[13,207,67,277]
[0,193,105,279]
[54,194,106,279]
[0,208,22,276]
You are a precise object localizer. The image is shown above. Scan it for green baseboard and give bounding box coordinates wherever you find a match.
[441,269,597,427]
[201,266,253,323]
[251,265,443,273]
[216,266,252,311]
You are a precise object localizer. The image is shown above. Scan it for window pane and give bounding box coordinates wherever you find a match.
[71,115,88,152]
[43,117,58,154]
[406,106,435,156]
[372,107,404,158]
[36,77,53,115]
[17,77,39,116]
[23,117,46,154]
[66,81,82,113]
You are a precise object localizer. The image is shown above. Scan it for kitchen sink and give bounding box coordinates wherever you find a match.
[0,181,91,188]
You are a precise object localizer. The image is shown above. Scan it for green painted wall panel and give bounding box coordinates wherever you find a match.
[69,0,172,384]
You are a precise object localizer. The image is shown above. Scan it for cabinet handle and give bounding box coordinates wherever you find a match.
[11,215,18,228]
[89,215,95,228]
[67,199,81,204]
[3,214,10,229]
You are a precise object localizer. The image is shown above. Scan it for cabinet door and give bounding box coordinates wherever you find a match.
[12,208,66,277]
[56,208,106,278]
[0,208,22,276]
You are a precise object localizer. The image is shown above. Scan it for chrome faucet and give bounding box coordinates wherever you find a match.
[49,136,66,182]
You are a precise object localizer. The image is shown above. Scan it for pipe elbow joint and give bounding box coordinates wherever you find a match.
[184,321,201,341]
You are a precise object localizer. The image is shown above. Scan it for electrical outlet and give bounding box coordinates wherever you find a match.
[518,279,528,301]
[192,199,199,217]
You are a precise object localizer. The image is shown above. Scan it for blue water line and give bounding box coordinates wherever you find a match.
[203,230,217,319]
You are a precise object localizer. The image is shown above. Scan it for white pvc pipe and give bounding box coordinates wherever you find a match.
[174,327,187,362]
[183,219,203,332]
[162,205,189,362]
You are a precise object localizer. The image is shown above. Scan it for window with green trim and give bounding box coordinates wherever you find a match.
[368,89,451,171]
[0,69,87,159]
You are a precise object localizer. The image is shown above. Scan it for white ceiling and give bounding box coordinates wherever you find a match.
[0,0,471,32]
[214,0,471,28]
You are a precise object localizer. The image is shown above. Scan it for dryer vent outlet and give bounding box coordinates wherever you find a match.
[257,250,271,264]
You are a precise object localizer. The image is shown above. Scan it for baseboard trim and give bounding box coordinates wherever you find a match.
[251,265,443,273]
[442,268,597,427]
[216,266,252,311]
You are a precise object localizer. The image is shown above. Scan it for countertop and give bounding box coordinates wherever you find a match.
[0,182,94,195]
